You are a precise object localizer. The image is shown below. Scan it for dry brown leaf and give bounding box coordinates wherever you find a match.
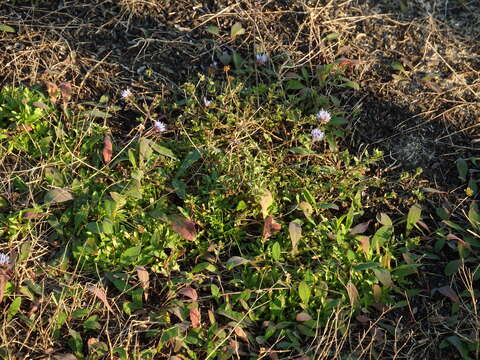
[177,287,198,301]
[87,285,113,313]
[46,81,59,103]
[0,269,11,304]
[358,236,370,255]
[288,221,302,254]
[189,307,201,328]
[372,284,381,303]
[259,189,273,218]
[295,312,312,322]
[262,216,281,241]
[59,82,72,103]
[53,354,77,360]
[349,220,371,235]
[437,285,459,303]
[170,216,197,241]
[346,282,359,308]
[102,133,113,164]
[356,314,371,324]
[136,266,150,300]
[234,326,249,342]
[24,212,48,219]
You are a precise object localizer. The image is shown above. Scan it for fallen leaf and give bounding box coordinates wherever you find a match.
[45,81,59,104]
[259,189,273,218]
[295,312,312,322]
[178,287,198,301]
[349,220,371,235]
[102,133,113,164]
[299,201,313,217]
[53,354,77,360]
[346,282,359,308]
[289,221,302,254]
[356,315,371,324]
[170,216,197,241]
[262,216,281,241]
[136,266,150,300]
[44,188,73,204]
[358,236,370,255]
[372,284,381,303]
[87,286,113,313]
[437,285,459,303]
[59,82,72,103]
[24,212,48,219]
[0,271,11,304]
[225,256,250,269]
[234,326,249,342]
[189,307,201,328]
[32,101,49,109]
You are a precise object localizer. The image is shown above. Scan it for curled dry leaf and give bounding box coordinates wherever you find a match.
[349,220,371,235]
[58,82,72,103]
[189,307,201,328]
[295,312,312,322]
[346,282,359,308]
[170,215,197,241]
[259,189,273,219]
[45,81,59,103]
[102,133,113,164]
[437,285,459,303]
[136,266,150,300]
[262,215,281,241]
[24,212,48,219]
[289,221,302,254]
[234,326,249,342]
[177,287,198,301]
[87,286,113,313]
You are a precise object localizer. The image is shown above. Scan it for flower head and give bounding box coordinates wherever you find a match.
[255,53,268,65]
[316,109,331,123]
[311,128,325,142]
[203,97,212,107]
[0,253,10,266]
[120,88,133,99]
[154,120,167,132]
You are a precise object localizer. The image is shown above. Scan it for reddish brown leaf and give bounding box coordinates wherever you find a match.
[24,212,47,219]
[358,236,370,255]
[446,233,468,246]
[87,286,113,313]
[189,307,201,328]
[177,287,198,301]
[45,81,59,104]
[170,216,197,241]
[349,220,371,235]
[295,312,312,322]
[102,134,113,164]
[234,326,249,342]
[437,285,459,303]
[356,315,371,324]
[0,274,9,304]
[59,82,72,103]
[262,216,281,241]
[136,266,150,300]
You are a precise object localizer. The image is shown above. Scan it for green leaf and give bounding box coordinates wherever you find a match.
[83,315,101,330]
[191,262,216,273]
[7,297,21,321]
[468,201,480,230]
[139,137,153,164]
[318,203,339,210]
[286,80,305,90]
[445,335,474,360]
[0,25,15,33]
[456,158,468,181]
[298,281,311,305]
[121,246,141,264]
[82,109,112,119]
[68,329,83,354]
[206,25,220,36]
[371,226,393,252]
[44,188,73,204]
[406,203,422,235]
[271,242,281,261]
[445,260,461,276]
[151,142,177,160]
[225,256,250,269]
[391,61,406,73]
[342,81,360,91]
[175,149,202,178]
[230,22,245,40]
[373,269,393,288]
[324,32,340,41]
[352,262,380,271]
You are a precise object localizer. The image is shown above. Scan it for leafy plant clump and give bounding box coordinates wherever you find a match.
[0,72,426,358]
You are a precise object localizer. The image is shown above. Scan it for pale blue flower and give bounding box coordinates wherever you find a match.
[0,253,10,266]
[154,121,167,132]
[255,53,268,65]
[203,97,212,107]
[316,109,331,123]
[121,88,133,99]
[311,128,325,141]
